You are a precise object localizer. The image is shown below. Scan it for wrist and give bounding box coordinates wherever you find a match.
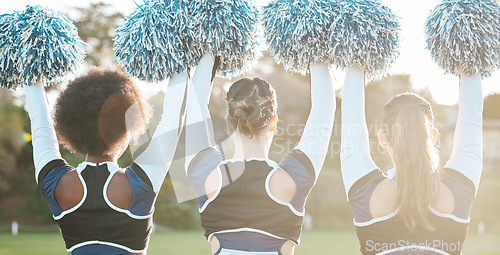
[310,63,329,74]
[350,63,365,73]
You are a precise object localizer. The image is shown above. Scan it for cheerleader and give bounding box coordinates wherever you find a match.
[183,54,335,255]
[340,64,483,254]
[26,69,189,254]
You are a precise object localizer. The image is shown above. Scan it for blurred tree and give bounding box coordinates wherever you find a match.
[0,95,37,222]
[71,2,124,68]
[0,97,27,195]
[483,93,500,120]
[0,89,14,105]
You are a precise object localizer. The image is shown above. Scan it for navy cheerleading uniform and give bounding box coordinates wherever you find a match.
[340,66,483,254]
[189,150,316,254]
[26,73,190,254]
[184,54,335,254]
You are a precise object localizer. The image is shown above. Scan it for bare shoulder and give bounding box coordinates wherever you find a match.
[369,179,455,217]
[55,170,84,210]
[269,167,296,203]
[108,170,133,210]
[433,181,455,214]
[369,179,398,218]
[205,169,220,199]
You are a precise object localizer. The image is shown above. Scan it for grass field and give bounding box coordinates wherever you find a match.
[0,229,499,254]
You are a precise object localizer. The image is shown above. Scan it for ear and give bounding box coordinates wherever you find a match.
[269,114,278,133]
[377,129,387,149]
[226,114,234,133]
[116,133,130,159]
[118,143,129,158]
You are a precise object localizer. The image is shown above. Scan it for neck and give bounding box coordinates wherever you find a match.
[85,154,118,164]
[232,131,271,160]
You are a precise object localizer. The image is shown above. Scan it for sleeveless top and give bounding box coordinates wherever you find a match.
[349,168,475,255]
[188,148,316,254]
[38,159,155,254]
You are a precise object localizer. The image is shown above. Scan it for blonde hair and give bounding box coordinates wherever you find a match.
[381,92,440,232]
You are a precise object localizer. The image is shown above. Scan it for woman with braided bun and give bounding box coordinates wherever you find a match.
[183,53,335,255]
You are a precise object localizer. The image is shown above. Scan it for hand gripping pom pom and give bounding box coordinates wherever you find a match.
[329,0,401,79]
[263,0,338,75]
[114,0,199,82]
[0,6,85,89]
[189,0,261,79]
[425,0,500,77]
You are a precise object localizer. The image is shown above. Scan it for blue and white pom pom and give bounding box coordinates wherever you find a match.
[263,0,337,75]
[114,0,197,82]
[0,13,22,89]
[0,5,85,89]
[425,0,500,77]
[329,0,401,79]
[189,0,260,78]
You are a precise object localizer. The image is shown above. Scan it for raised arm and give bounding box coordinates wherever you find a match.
[133,71,190,193]
[293,63,335,181]
[444,74,483,191]
[340,65,379,197]
[184,54,217,172]
[25,83,63,183]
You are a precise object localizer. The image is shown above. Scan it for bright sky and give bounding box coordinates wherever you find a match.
[1,0,499,105]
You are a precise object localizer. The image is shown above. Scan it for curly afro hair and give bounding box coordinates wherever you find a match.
[54,68,152,156]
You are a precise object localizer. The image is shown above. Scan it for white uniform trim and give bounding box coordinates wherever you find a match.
[67,240,146,253]
[428,206,470,224]
[375,245,450,255]
[199,164,223,213]
[208,228,299,246]
[264,162,304,217]
[218,249,279,255]
[386,168,396,182]
[353,209,400,227]
[102,162,154,219]
[207,158,305,216]
[219,158,272,164]
[52,162,89,221]
[354,206,470,227]
[198,158,270,213]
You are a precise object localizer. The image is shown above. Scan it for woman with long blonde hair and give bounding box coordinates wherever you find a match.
[340,64,483,254]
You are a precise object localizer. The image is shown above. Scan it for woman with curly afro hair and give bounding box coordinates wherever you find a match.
[25,67,190,254]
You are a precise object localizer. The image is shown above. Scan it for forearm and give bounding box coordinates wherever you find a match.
[134,71,190,193]
[25,83,62,182]
[294,63,335,179]
[340,66,378,197]
[444,74,483,190]
[185,54,216,171]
